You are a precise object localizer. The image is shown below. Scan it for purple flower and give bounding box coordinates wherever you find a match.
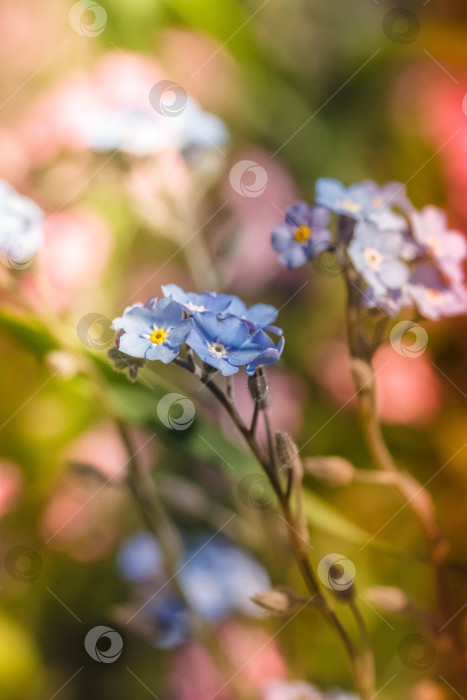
[187,312,262,376]
[348,221,412,295]
[408,263,467,320]
[271,201,331,268]
[246,330,285,375]
[410,206,467,284]
[115,297,193,362]
[162,283,231,314]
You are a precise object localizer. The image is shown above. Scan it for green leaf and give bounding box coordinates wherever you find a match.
[0,310,58,356]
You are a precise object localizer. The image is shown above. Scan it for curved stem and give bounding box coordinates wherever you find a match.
[172,357,375,700]
[341,265,466,677]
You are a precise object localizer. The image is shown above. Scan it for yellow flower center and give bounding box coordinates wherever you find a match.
[363,247,383,271]
[425,288,443,305]
[294,225,311,243]
[338,199,361,213]
[372,197,383,208]
[150,328,167,344]
[426,235,443,256]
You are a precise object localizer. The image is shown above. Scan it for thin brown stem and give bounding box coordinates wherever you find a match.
[172,357,375,700]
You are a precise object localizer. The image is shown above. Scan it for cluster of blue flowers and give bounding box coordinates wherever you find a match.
[111,284,284,376]
[117,532,270,648]
[271,178,467,320]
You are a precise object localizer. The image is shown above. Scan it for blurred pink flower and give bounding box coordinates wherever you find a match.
[393,66,467,220]
[315,341,441,426]
[37,207,113,311]
[0,461,23,517]
[16,51,164,164]
[170,622,286,700]
[170,642,233,700]
[219,621,286,692]
[0,128,29,186]
[41,424,155,559]
[262,680,322,700]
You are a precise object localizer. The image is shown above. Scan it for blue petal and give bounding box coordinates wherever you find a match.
[186,328,210,362]
[246,349,280,375]
[271,224,293,252]
[315,178,345,207]
[308,228,332,256]
[245,303,278,328]
[161,284,187,304]
[227,343,263,366]
[279,245,309,268]
[119,333,151,358]
[285,201,311,227]
[166,318,193,345]
[146,343,179,363]
[206,356,239,376]
[153,297,183,327]
[192,311,221,341]
[120,307,154,334]
[198,292,232,312]
[309,206,331,228]
[379,260,410,289]
[216,316,249,347]
[222,295,247,318]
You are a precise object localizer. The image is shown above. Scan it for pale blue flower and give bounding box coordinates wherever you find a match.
[187,312,262,376]
[83,97,228,157]
[116,297,193,362]
[348,221,412,296]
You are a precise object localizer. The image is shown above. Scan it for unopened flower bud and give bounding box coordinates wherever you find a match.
[364,586,411,615]
[248,368,269,408]
[108,346,146,381]
[304,456,355,486]
[251,587,302,615]
[275,432,303,482]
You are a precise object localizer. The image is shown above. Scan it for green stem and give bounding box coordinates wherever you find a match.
[172,357,375,700]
